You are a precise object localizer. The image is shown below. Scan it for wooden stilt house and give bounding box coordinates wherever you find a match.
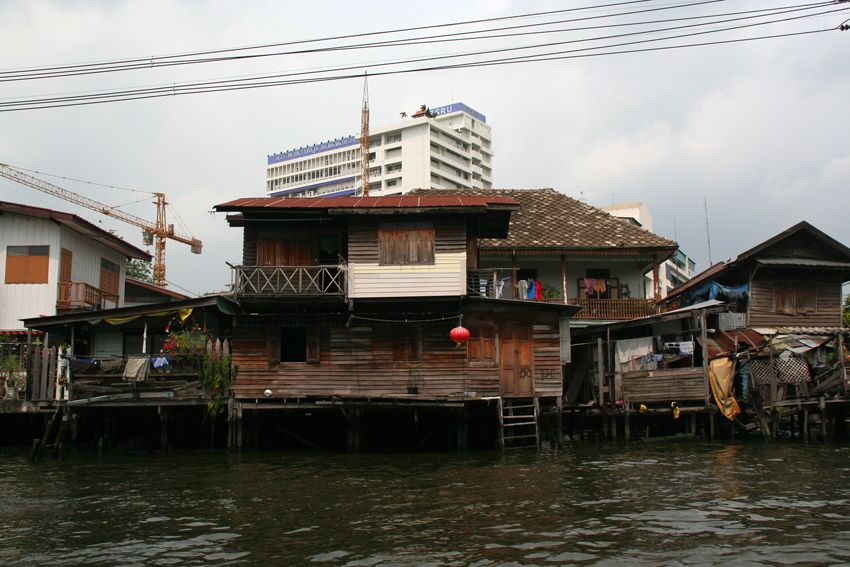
[214,195,582,450]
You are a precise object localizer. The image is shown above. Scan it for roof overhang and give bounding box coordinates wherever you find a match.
[0,201,151,261]
[22,295,238,330]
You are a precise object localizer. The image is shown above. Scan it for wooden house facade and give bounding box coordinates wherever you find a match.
[215,195,581,450]
[659,221,850,330]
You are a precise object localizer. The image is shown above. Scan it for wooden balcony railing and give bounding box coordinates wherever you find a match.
[57,282,119,311]
[566,298,657,320]
[234,265,346,298]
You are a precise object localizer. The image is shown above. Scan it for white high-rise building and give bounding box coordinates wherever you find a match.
[265,103,493,198]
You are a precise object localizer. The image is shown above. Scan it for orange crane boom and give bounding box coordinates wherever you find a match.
[0,163,202,287]
[360,72,370,197]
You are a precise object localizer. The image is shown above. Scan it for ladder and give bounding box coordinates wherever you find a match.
[497,397,540,450]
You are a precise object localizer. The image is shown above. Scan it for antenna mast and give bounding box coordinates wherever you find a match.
[360,72,370,197]
[704,197,712,266]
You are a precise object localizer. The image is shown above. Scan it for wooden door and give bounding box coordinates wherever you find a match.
[59,248,72,302]
[499,325,534,397]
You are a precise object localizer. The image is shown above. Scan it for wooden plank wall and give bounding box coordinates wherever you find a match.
[233,324,492,399]
[749,276,842,327]
[348,215,466,263]
[231,316,565,399]
[621,367,705,404]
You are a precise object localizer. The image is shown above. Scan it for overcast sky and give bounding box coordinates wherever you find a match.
[2,0,849,297]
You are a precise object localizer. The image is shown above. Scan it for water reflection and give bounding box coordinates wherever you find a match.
[1,444,849,565]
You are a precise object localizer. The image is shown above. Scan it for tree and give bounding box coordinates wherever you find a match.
[844,293,850,328]
[126,257,154,283]
[399,111,407,120]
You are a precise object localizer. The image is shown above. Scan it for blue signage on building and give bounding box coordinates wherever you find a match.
[268,135,359,166]
[429,103,486,124]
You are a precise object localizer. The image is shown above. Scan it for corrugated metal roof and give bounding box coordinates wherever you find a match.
[216,195,519,210]
[703,329,766,359]
[756,258,850,268]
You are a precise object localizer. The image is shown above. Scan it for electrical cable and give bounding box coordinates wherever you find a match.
[0,3,845,112]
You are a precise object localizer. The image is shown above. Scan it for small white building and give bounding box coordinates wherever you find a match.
[0,201,151,333]
[265,103,493,198]
[602,202,696,298]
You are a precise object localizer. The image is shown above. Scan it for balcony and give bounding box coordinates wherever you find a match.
[566,298,656,320]
[466,271,656,319]
[57,282,119,312]
[234,265,346,299]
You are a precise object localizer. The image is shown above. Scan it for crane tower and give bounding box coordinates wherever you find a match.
[0,163,202,287]
[360,72,370,197]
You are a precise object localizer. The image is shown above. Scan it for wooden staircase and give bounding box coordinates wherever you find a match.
[498,397,540,450]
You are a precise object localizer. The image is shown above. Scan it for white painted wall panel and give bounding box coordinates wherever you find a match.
[0,213,61,331]
[349,252,465,298]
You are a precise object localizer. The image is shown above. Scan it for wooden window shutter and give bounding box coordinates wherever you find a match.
[481,326,496,362]
[774,282,791,313]
[408,327,422,362]
[797,282,816,312]
[393,327,408,361]
[306,327,321,362]
[467,326,481,362]
[5,247,28,284]
[267,327,281,364]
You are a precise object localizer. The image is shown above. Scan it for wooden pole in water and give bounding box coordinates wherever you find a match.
[709,410,715,441]
[598,338,607,441]
[160,406,168,453]
[804,409,810,443]
[556,397,564,448]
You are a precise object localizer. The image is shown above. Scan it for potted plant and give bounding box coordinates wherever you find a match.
[1,353,21,399]
[405,362,423,394]
[161,317,210,372]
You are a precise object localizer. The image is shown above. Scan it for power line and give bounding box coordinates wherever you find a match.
[0,3,846,112]
[0,0,733,82]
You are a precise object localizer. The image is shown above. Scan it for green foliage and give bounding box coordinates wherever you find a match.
[199,353,237,416]
[405,361,424,386]
[126,257,155,283]
[843,294,850,328]
[542,283,561,299]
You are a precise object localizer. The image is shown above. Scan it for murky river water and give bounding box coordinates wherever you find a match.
[2,442,850,566]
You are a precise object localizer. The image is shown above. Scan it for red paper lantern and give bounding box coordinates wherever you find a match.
[450,325,471,348]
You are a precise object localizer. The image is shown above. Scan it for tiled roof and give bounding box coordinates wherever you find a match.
[409,189,677,251]
[216,195,519,211]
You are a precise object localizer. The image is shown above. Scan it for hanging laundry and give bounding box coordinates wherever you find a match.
[584,278,595,296]
[534,280,542,299]
[527,280,536,299]
[594,279,607,293]
[679,341,694,355]
[517,279,528,299]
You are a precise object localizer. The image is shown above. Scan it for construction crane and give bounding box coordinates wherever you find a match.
[360,72,370,197]
[0,163,202,287]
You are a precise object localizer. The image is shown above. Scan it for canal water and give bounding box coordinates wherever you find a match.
[2,442,850,566]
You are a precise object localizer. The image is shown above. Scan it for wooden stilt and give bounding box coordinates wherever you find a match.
[602,407,609,442]
[236,403,244,453]
[160,407,169,453]
[803,410,810,444]
[709,410,715,441]
[624,409,630,441]
[690,413,696,436]
[556,397,564,448]
[254,409,260,450]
